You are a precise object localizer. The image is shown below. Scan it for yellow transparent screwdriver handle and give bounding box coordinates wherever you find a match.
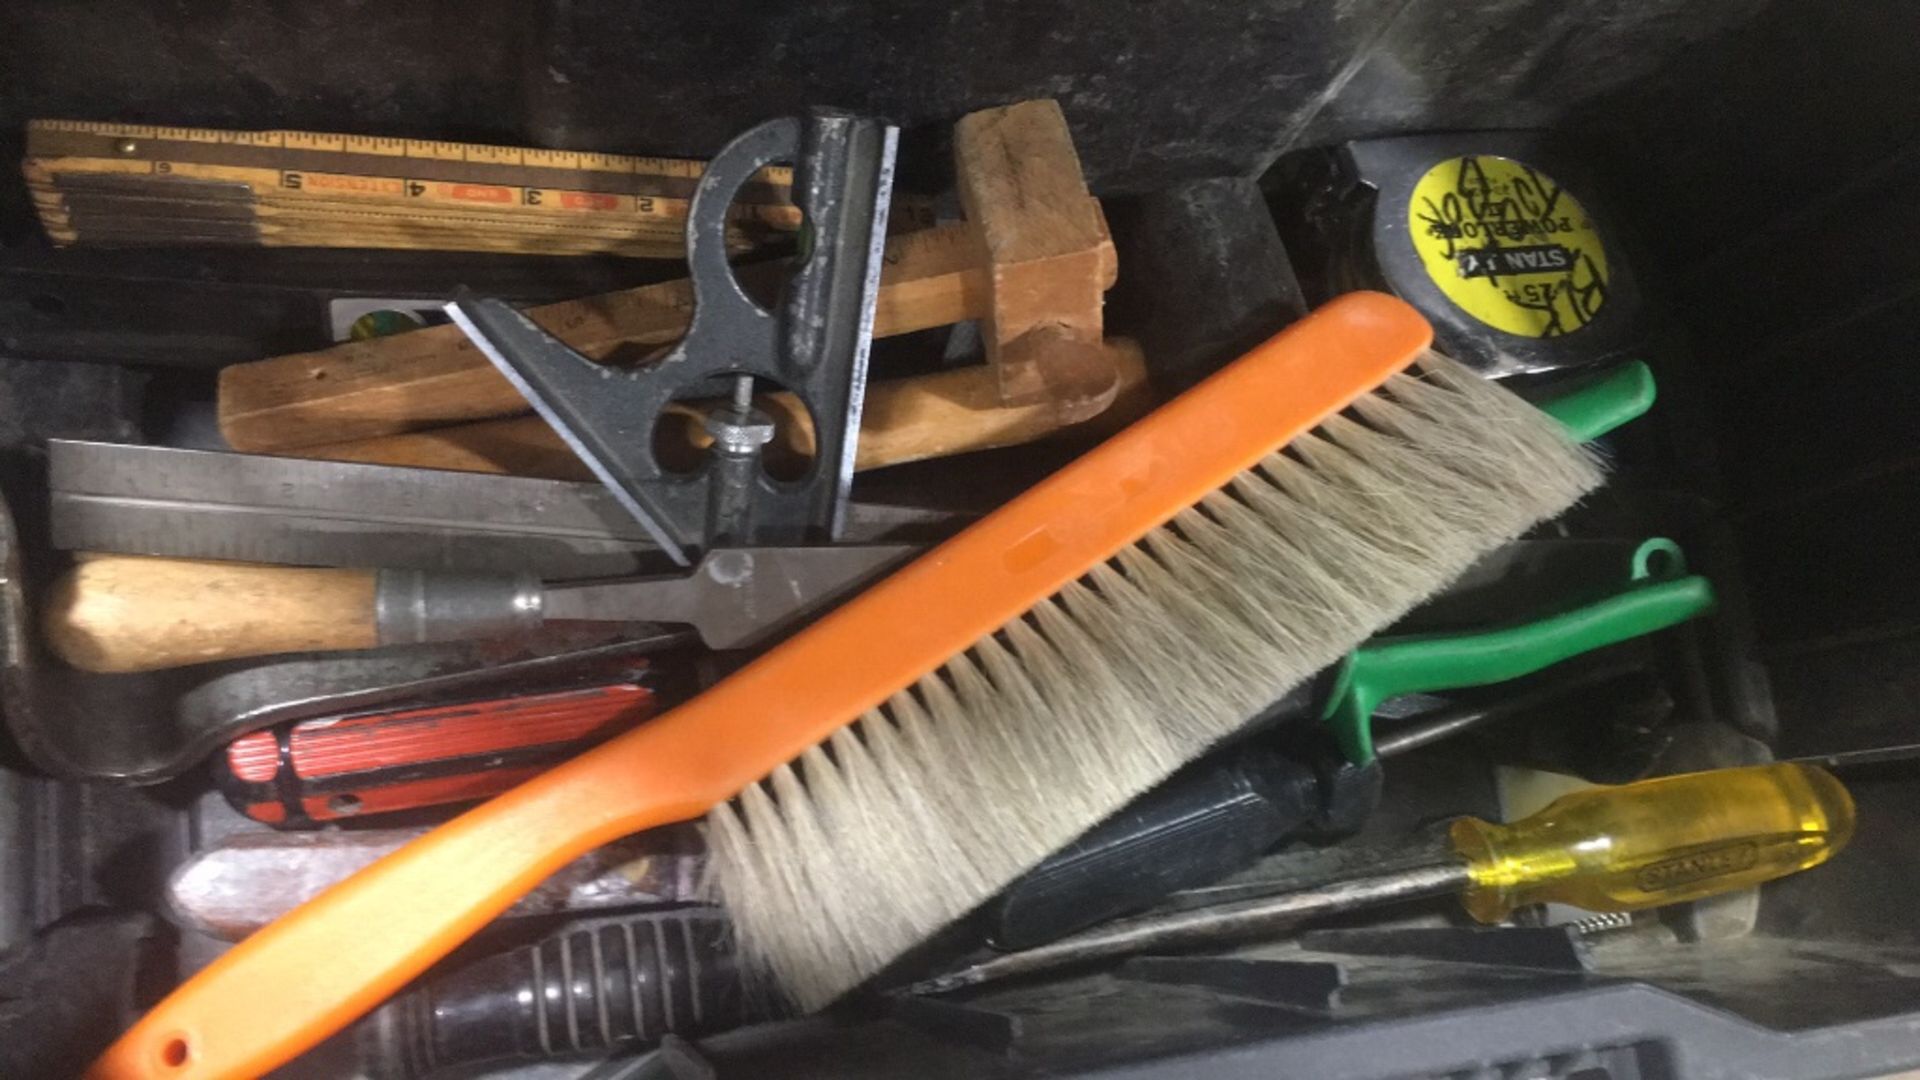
[1451,763,1855,923]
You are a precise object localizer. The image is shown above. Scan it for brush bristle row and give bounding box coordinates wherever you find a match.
[709,351,1606,1009]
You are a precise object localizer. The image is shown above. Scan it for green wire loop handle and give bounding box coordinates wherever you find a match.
[1318,362,1675,764]
[1537,360,1657,442]
[1322,570,1717,763]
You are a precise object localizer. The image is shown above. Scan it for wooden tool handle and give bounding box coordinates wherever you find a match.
[298,341,1155,480]
[217,223,987,452]
[42,556,379,673]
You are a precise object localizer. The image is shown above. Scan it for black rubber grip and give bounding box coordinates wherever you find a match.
[984,747,1323,951]
[360,909,757,1078]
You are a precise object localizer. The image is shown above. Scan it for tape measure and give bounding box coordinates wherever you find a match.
[1270,132,1647,378]
[24,119,814,258]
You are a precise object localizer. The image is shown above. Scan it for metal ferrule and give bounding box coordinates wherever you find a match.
[374,570,544,646]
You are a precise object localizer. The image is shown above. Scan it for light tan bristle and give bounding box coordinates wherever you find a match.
[707,350,1607,1009]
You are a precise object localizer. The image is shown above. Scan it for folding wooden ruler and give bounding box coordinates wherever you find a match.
[23,119,811,258]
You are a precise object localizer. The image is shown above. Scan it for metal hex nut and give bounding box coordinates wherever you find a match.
[705,408,778,455]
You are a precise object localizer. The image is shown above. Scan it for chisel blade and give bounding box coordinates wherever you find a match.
[543,543,922,648]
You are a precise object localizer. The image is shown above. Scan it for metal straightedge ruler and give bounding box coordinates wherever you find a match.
[49,440,953,579]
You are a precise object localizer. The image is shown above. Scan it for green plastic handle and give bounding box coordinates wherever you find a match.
[1312,362,1665,764]
[1536,360,1656,442]
[1323,572,1717,764]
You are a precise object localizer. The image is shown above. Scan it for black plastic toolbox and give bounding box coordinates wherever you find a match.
[3,2,1919,1077]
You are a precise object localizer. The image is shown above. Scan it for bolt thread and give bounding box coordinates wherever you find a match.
[1568,911,1634,936]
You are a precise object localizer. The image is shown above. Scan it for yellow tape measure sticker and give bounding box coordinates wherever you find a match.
[1409,156,1609,338]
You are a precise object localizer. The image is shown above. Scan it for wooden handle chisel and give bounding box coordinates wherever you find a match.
[43,545,917,673]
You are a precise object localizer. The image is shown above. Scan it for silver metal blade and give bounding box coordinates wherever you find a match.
[49,439,661,577]
[911,861,1471,995]
[445,295,693,566]
[543,544,921,648]
[49,440,965,577]
[1788,744,1920,770]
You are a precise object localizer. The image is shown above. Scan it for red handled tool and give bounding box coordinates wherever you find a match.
[219,681,657,827]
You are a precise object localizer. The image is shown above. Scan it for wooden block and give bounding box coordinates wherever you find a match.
[298,415,596,480]
[297,340,1154,480]
[847,339,1149,467]
[953,99,1118,413]
[219,223,987,452]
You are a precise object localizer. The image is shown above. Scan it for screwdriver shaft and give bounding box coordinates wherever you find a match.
[912,860,1470,994]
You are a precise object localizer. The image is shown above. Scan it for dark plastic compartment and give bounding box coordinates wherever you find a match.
[3,1,1918,1077]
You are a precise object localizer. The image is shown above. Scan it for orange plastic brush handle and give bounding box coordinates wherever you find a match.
[90,292,1432,1080]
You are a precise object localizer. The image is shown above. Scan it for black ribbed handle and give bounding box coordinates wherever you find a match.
[366,909,750,1078]
[983,748,1323,951]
